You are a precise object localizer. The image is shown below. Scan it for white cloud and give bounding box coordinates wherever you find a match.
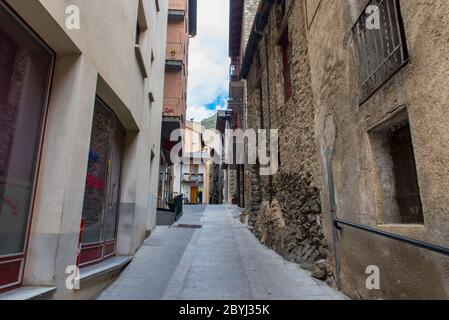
[187,0,230,121]
[187,104,226,122]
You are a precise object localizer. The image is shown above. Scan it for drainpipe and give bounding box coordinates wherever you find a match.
[326,158,342,289]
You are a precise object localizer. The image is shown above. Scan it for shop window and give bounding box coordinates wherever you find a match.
[353,0,408,103]
[370,111,423,224]
[79,98,125,267]
[0,3,54,291]
[280,30,293,102]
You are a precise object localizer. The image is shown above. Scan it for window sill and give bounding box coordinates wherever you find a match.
[0,286,56,300]
[135,44,148,79]
[79,256,132,284]
[377,223,425,229]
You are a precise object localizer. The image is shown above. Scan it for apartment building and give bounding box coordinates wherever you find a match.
[228,0,259,209]
[173,122,210,205]
[307,0,449,299]
[158,0,197,209]
[0,0,168,299]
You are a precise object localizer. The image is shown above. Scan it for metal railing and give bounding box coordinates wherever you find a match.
[182,173,203,183]
[334,218,449,257]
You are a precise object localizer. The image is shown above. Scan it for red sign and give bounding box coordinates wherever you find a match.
[86,173,105,190]
[3,196,20,216]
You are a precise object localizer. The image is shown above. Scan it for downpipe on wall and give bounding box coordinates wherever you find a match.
[254,16,274,203]
[326,158,342,289]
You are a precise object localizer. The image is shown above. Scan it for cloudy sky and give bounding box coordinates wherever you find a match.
[187,0,229,122]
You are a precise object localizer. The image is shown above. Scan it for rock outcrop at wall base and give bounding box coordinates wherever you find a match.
[249,172,335,286]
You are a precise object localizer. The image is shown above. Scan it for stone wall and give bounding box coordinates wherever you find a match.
[306,0,449,299]
[241,0,259,58]
[244,0,334,284]
[241,0,260,214]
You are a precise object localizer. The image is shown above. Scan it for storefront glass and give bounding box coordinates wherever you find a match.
[0,3,53,290]
[80,98,124,266]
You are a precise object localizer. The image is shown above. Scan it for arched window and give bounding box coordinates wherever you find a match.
[79,98,125,267]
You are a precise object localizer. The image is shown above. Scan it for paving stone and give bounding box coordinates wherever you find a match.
[98,205,348,300]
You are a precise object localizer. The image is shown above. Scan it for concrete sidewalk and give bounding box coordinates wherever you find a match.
[98,205,347,300]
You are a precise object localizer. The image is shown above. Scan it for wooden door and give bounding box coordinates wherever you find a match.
[190,186,198,204]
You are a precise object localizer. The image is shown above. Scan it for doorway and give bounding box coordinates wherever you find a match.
[190,186,198,204]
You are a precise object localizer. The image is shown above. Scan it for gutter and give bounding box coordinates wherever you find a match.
[189,0,198,37]
[241,0,274,79]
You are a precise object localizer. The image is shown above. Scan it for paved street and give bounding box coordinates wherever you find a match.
[98,205,347,300]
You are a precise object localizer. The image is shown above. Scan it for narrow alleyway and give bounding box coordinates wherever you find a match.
[98,205,347,300]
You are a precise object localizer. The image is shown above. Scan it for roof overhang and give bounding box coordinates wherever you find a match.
[168,9,185,20]
[161,116,182,165]
[229,0,244,58]
[161,116,182,141]
[189,0,198,37]
[241,0,274,79]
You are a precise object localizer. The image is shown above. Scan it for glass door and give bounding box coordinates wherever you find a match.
[79,98,125,267]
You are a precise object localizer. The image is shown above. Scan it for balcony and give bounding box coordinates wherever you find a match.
[166,43,185,62]
[165,59,183,71]
[229,59,240,81]
[169,0,185,11]
[229,80,244,102]
[168,9,185,20]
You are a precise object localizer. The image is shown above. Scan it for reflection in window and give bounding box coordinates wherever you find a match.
[0,7,53,257]
[81,103,113,244]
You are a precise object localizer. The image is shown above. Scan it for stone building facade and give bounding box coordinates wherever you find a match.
[241,0,334,284]
[158,0,197,210]
[240,0,449,299]
[228,0,262,208]
[306,0,449,299]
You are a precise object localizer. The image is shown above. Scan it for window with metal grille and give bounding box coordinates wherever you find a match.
[353,0,408,103]
[135,23,141,45]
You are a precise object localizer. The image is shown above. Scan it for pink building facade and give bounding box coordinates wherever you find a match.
[158,0,197,210]
[163,0,197,121]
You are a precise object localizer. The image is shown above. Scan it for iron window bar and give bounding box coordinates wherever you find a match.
[360,43,402,88]
[334,218,449,257]
[353,0,408,104]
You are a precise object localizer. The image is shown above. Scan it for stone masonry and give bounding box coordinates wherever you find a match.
[243,0,335,285]
[243,0,449,299]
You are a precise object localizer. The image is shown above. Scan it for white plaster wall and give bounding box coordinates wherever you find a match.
[4,0,168,299]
